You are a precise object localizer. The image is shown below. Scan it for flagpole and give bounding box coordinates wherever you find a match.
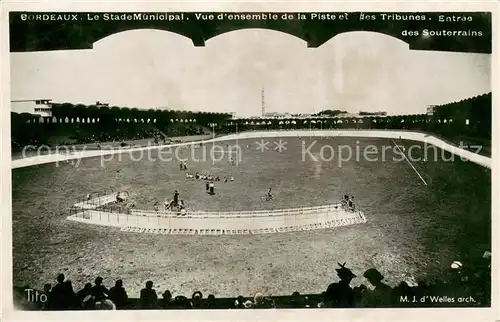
[236,122,239,166]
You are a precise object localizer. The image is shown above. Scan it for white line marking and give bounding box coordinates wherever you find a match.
[392,139,428,186]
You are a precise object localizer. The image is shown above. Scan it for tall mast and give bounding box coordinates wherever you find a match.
[261,87,265,118]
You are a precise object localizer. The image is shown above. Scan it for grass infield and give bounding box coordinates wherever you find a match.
[12,137,491,297]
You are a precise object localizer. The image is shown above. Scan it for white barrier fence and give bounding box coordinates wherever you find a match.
[73,193,118,210]
[67,204,366,235]
[129,203,345,218]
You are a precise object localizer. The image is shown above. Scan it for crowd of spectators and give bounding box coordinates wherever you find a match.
[15,253,491,310]
[11,122,210,150]
[67,128,161,145]
[61,124,208,146]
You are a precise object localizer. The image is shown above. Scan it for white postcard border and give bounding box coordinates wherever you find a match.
[1,1,498,322]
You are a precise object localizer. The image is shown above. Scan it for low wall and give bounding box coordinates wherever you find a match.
[66,204,366,235]
[12,130,491,169]
[130,203,343,218]
[205,130,491,168]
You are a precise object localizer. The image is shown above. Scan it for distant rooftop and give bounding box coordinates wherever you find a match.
[11,99,52,103]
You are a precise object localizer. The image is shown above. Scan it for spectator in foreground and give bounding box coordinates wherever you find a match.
[76,283,92,301]
[325,263,356,308]
[95,299,116,310]
[160,290,173,309]
[49,274,68,310]
[253,292,275,308]
[234,295,245,309]
[316,292,326,308]
[140,281,158,309]
[362,268,393,307]
[77,283,94,310]
[172,295,192,309]
[204,294,216,309]
[353,284,368,307]
[91,277,109,303]
[263,296,276,308]
[253,293,265,308]
[108,279,128,309]
[64,280,77,309]
[303,296,312,308]
[393,281,413,305]
[41,284,52,310]
[289,291,303,308]
[191,291,203,309]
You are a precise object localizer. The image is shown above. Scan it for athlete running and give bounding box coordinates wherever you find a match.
[266,188,273,201]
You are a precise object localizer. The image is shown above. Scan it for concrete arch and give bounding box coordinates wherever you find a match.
[93,28,194,48]
[320,30,409,49]
[206,27,307,47]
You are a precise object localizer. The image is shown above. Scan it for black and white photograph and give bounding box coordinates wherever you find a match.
[2,2,498,321]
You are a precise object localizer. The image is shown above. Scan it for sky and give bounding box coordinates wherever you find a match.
[11,29,491,117]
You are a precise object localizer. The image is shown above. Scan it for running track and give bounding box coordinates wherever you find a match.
[11,130,492,169]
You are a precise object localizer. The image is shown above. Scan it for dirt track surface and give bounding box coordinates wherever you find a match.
[12,137,491,297]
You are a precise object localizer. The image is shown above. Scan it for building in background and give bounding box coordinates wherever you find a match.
[95,101,109,108]
[11,99,53,116]
[262,112,317,119]
[358,111,388,116]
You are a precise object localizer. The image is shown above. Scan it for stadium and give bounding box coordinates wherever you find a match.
[10,24,492,310]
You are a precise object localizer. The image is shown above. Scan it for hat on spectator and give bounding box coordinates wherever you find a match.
[254,292,264,304]
[96,299,116,310]
[336,262,357,279]
[243,300,253,308]
[192,291,203,299]
[450,261,463,269]
[363,268,384,282]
